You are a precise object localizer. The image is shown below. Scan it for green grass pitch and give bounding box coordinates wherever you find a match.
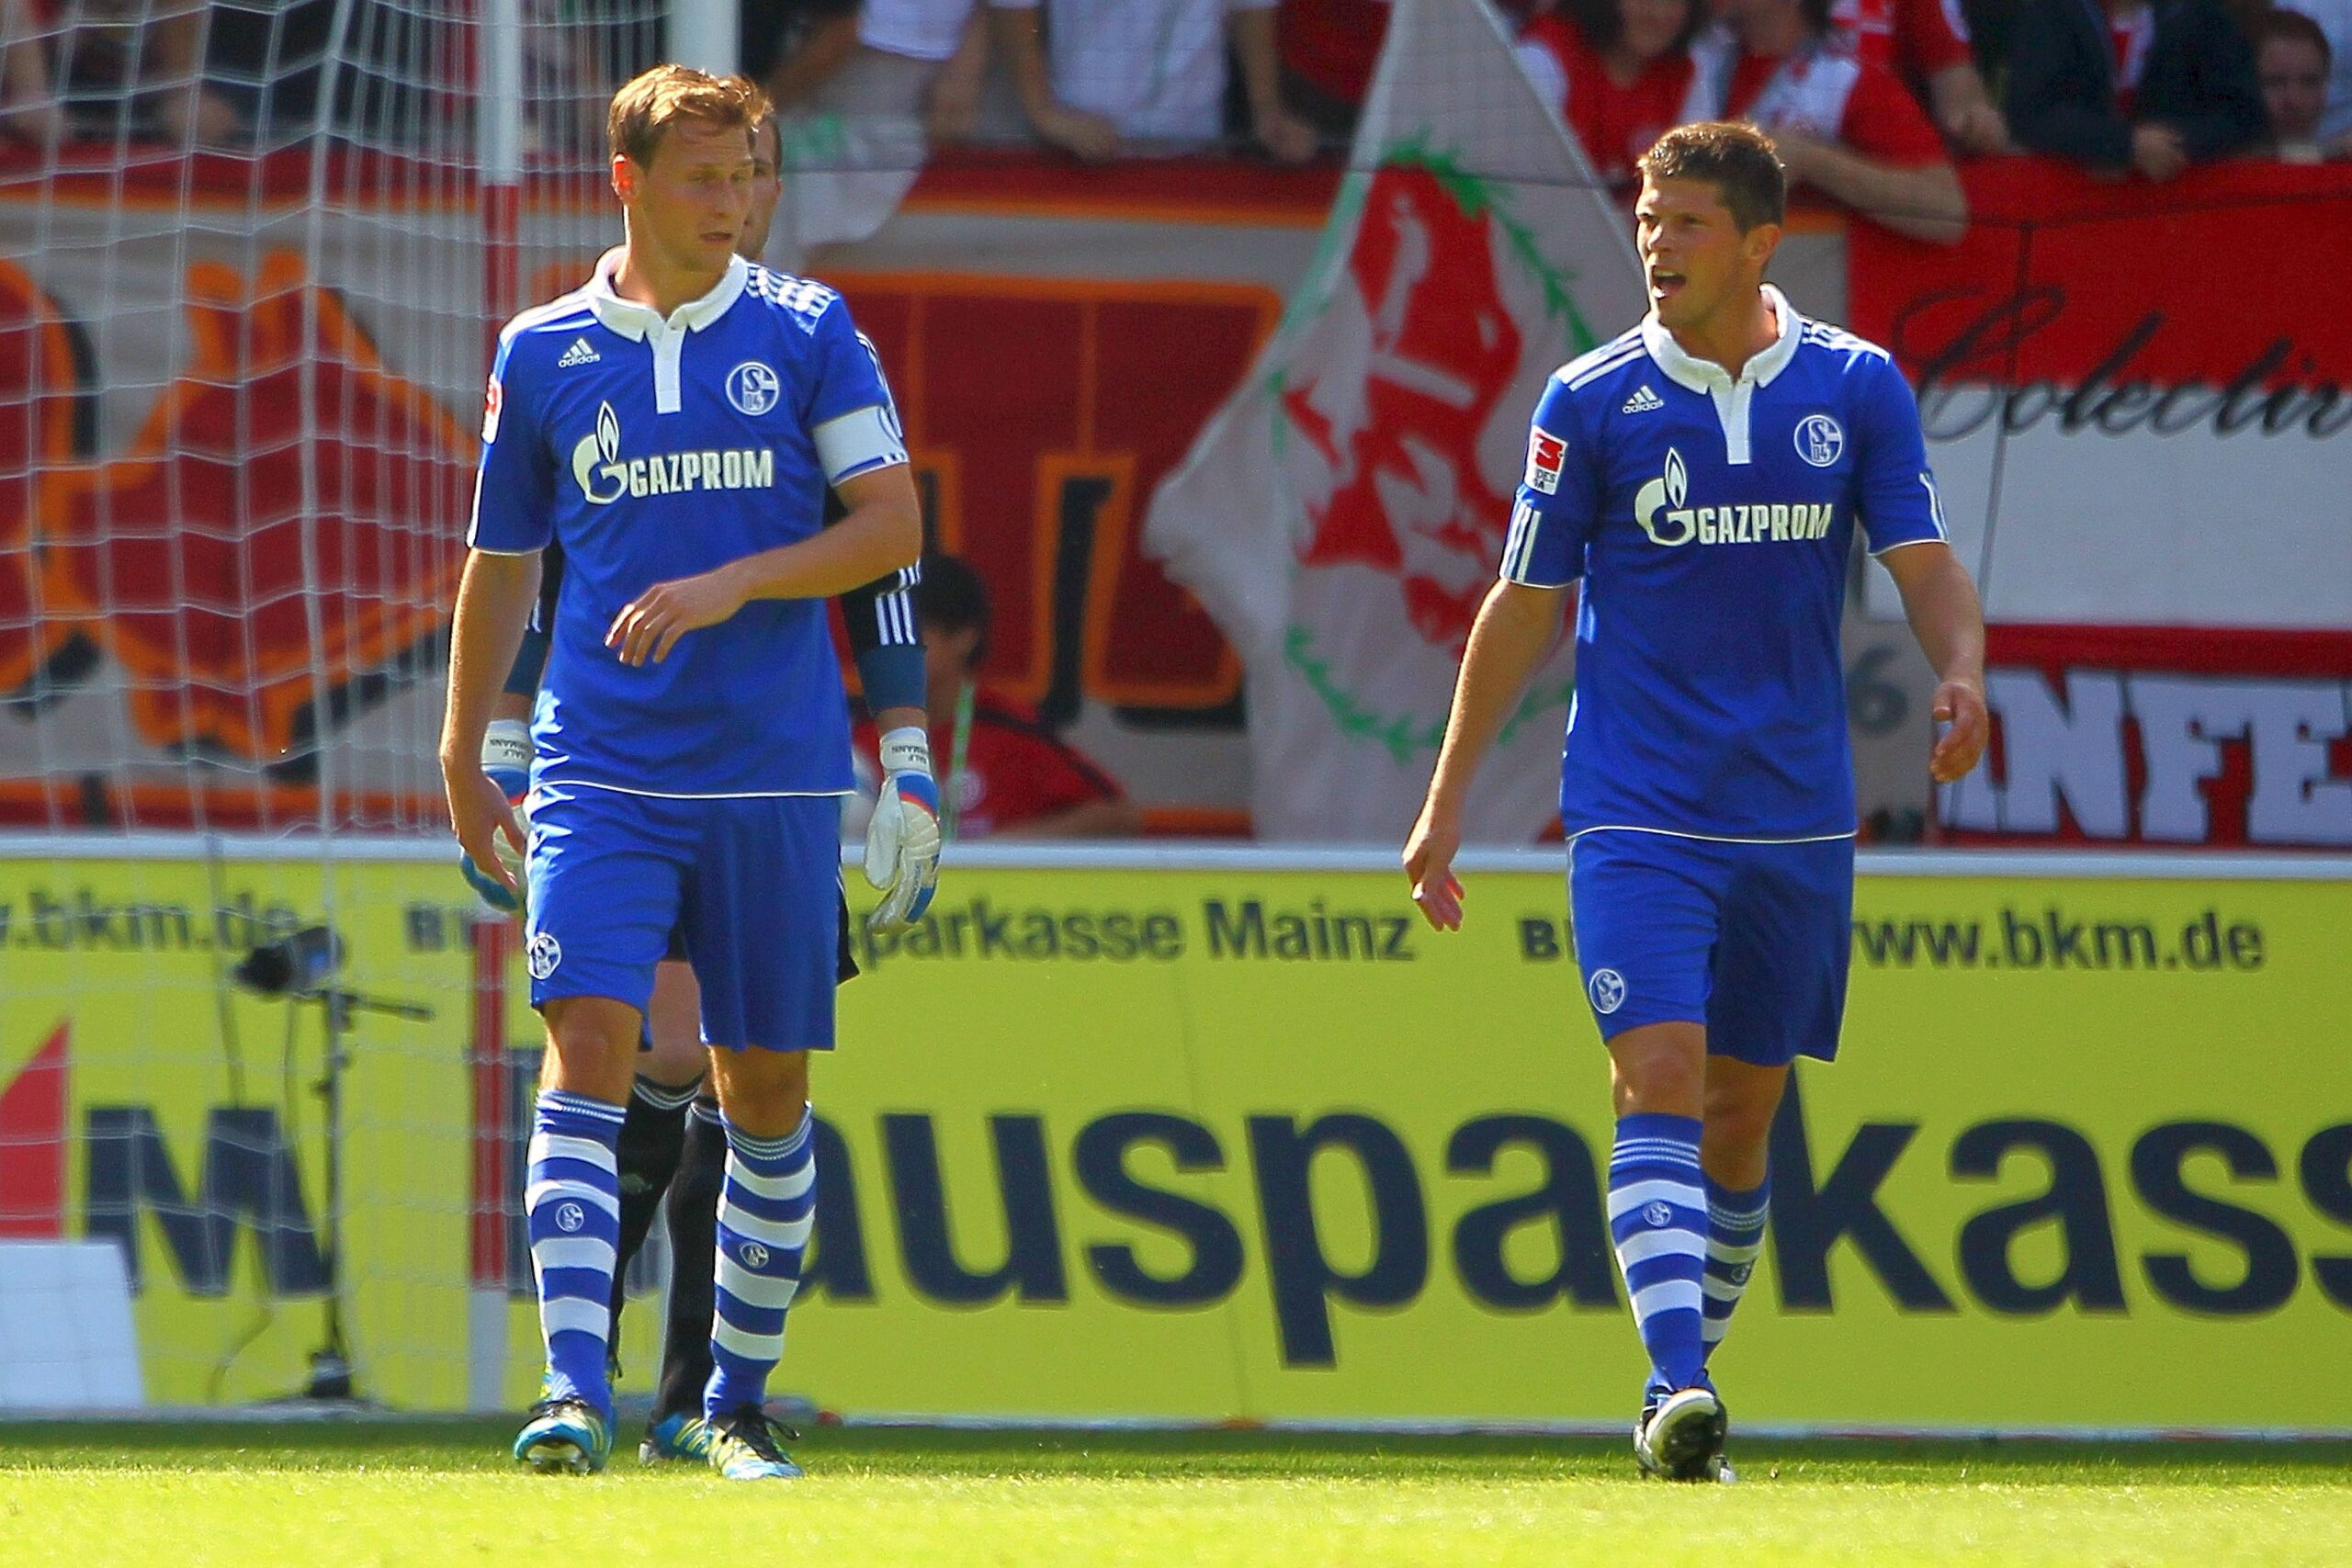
[2,1421,2346,1566]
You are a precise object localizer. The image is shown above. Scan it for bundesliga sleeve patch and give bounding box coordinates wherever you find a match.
[1525,427,1566,494]
[481,373,503,442]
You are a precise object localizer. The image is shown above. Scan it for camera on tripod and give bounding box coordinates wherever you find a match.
[230,919,431,1405]
[232,925,345,999]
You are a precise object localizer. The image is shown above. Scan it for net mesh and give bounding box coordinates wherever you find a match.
[0,0,673,1412]
[0,1,682,835]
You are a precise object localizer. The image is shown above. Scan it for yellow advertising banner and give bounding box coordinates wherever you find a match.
[0,850,476,1410]
[0,848,2346,1431]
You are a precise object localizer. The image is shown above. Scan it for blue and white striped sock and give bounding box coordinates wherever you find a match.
[1702,1174,1770,1360]
[703,1107,816,1419]
[1608,1112,1710,1394]
[526,1088,626,1418]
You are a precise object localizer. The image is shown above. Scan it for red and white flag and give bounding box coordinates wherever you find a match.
[1144,0,1644,841]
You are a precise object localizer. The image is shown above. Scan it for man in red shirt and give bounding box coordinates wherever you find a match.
[1683,0,1968,243]
[856,554,1141,840]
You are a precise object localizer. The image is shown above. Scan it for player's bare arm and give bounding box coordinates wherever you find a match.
[441,549,542,897]
[1878,539,1989,783]
[1405,579,1571,931]
[606,462,922,667]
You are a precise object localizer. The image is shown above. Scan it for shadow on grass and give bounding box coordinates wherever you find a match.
[1,1421,2347,1487]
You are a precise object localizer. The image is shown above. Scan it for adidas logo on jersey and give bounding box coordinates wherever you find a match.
[556,337,601,367]
[1622,385,1664,414]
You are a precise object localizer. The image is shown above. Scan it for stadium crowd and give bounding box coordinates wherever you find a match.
[741,0,2352,191]
[2,0,2347,174]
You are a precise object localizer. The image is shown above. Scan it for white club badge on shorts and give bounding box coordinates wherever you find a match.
[1588,967,1626,1014]
[526,930,562,981]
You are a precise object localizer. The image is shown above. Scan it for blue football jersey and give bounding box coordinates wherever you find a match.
[469,252,908,797]
[1500,288,1947,840]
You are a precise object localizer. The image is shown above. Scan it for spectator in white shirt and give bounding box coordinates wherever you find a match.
[989,0,1319,160]
[758,0,1117,159]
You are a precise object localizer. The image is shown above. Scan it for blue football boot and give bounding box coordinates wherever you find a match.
[639,1410,720,1467]
[684,1405,804,1481]
[513,1395,614,1475]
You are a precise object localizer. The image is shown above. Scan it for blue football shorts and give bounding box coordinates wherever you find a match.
[1566,829,1854,1066]
[656,894,856,979]
[525,784,843,1053]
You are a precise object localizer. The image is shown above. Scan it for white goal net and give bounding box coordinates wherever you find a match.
[0,0,672,1413]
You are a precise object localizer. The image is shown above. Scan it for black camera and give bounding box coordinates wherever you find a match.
[233,925,345,998]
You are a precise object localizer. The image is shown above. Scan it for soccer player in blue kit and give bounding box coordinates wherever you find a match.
[1404,123,1989,1483]
[458,103,935,1472]
[443,66,922,1481]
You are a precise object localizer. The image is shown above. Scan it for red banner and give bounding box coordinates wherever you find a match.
[837,273,1276,716]
[1939,624,2352,850]
[1852,159,2352,849]
[1850,156,2352,394]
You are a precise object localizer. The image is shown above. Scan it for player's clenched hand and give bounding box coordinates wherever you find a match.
[864,727,942,933]
[606,565,749,667]
[1928,677,1988,784]
[445,761,526,905]
[1403,799,1466,932]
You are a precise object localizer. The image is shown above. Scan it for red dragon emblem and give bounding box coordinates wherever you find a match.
[1282,166,1524,654]
[40,254,472,763]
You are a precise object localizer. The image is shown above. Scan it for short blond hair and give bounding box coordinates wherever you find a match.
[606,64,771,169]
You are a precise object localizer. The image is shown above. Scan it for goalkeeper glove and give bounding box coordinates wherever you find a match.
[863,726,941,933]
[459,717,532,915]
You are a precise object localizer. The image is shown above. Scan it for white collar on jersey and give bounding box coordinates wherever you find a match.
[1640,284,1804,395]
[583,246,748,342]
